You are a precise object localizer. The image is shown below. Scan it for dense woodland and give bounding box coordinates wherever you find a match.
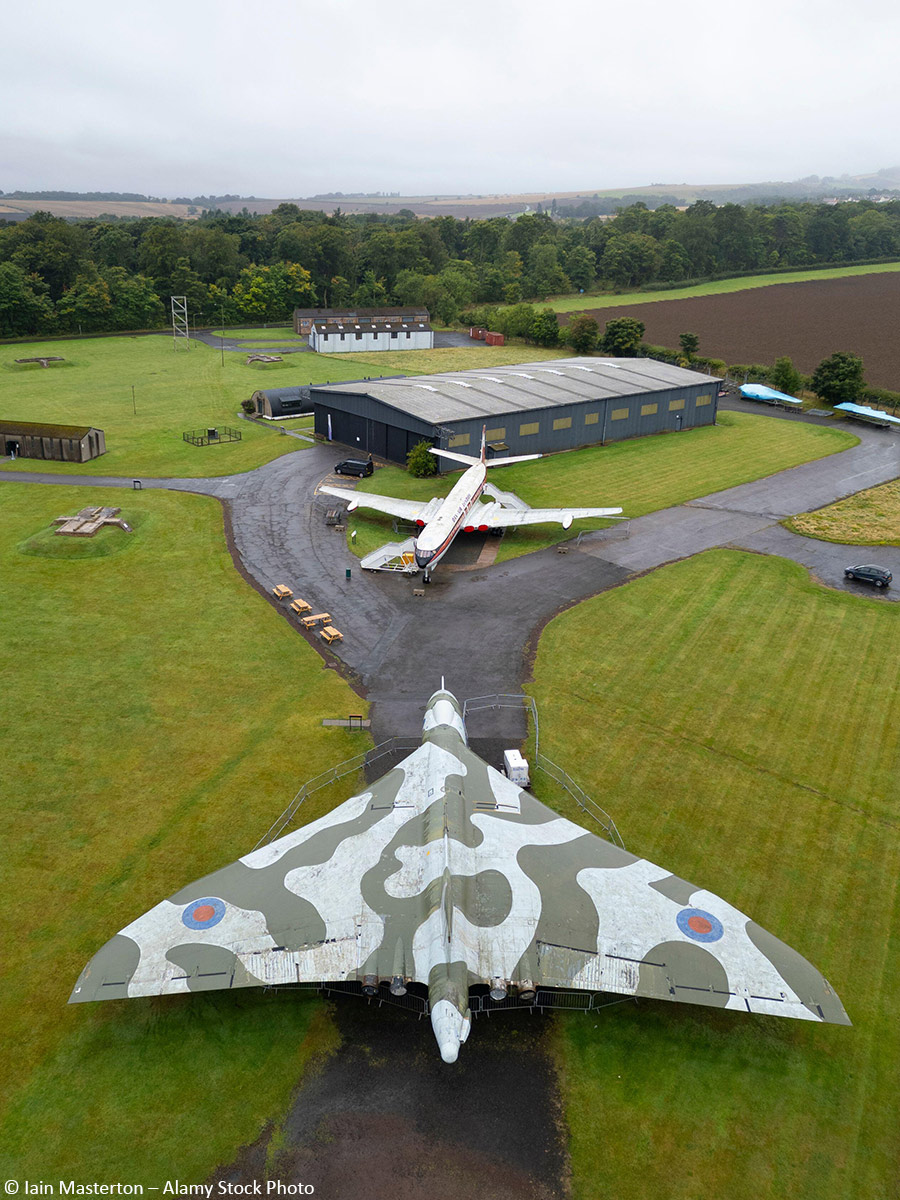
[3,199,900,338]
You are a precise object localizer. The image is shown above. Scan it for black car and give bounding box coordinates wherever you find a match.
[334,457,374,477]
[844,564,892,588]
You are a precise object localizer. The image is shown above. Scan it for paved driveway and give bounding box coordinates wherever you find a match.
[4,418,899,740]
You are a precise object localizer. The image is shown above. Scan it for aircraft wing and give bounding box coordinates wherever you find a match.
[458,749,850,1025]
[68,760,426,1003]
[477,503,624,529]
[70,697,849,1034]
[319,485,431,523]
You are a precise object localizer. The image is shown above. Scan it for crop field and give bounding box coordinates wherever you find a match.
[346,410,855,562]
[572,271,900,389]
[548,261,900,313]
[0,483,366,1179]
[530,550,900,1200]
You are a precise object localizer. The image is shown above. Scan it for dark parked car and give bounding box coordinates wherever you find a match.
[334,457,374,477]
[844,564,892,588]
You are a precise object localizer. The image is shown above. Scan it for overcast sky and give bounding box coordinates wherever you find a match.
[2,0,898,197]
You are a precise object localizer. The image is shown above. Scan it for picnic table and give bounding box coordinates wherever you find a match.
[301,612,331,629]
[272,584,293,600]
[290,597,312,615]
[320,626,343,644]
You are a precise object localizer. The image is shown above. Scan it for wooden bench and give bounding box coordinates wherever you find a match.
[301,612,331,629]
[290,597,312,615]
[320,625,343,644]
[272,584,293,600]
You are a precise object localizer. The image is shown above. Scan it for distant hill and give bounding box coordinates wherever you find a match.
[3,169,899,222]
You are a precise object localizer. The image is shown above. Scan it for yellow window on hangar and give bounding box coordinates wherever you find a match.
[449,433,471,447]
[641,403,658,417]
[553,417,572,430]
[520,422,540,436]
[610,408,630,421]
[669,398,686,411]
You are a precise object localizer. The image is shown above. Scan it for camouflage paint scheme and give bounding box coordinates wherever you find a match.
[70,689,850,1063]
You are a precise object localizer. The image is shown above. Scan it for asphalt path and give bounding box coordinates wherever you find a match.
[6,413,900,744]
[5,409,900,1198]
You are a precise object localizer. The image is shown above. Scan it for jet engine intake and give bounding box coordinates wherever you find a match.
[489,977,508,1001]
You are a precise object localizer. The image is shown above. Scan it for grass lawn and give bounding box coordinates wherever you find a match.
[529,551,900,1200]
[0,482,368,1180]
[213,326,300,340]
[344,411,856,562]
[0,337,581,480]
[787,478,900,545]
[545,261,900,313]
[320,343,573,376]
[0,334,381,478]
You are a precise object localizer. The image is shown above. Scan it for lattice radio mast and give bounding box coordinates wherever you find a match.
[170,295,190,350]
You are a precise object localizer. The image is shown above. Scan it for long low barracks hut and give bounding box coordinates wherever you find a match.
[311,357,719,463]
[0,419,106,462]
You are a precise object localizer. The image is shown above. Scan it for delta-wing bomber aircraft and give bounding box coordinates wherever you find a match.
[71,687,849,1062]
[320,427,623,581]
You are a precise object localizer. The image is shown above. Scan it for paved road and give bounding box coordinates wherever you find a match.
[6,415,898,742]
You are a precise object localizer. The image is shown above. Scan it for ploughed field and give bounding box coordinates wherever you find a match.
[575,272,900,389]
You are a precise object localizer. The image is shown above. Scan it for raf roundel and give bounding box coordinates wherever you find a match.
[676,907,724,943]
[182,897,226,931]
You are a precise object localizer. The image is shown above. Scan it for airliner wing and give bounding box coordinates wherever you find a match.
[319,485,431,523]
[478,504,624,529]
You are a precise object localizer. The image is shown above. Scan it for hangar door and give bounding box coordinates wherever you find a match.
[319,407,436,464]
[320,408,387,457]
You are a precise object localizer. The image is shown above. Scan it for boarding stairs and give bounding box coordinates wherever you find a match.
[481,481,530,511]
[360,537,419,574]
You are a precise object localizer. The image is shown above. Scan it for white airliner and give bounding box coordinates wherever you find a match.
[320,428,623,581]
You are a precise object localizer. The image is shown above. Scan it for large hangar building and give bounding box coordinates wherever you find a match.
[311,357,719,463]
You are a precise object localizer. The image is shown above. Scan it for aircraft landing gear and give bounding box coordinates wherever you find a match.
[423,571,431,584]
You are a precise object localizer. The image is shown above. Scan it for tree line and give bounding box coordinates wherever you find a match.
[3,198,900,338]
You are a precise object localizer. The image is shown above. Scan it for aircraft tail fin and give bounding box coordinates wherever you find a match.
[480,425,487,463]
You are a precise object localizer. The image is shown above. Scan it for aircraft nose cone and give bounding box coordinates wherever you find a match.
[439,1039,460,1064]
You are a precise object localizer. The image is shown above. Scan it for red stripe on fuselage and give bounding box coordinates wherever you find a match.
[427,479,485,567]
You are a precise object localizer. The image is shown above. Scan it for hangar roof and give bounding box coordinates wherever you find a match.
[313,358,716,423]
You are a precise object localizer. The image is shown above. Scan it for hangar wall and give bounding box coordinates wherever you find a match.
[314,388,437,460]
[434,384,716,456]
[312,375,718,464]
